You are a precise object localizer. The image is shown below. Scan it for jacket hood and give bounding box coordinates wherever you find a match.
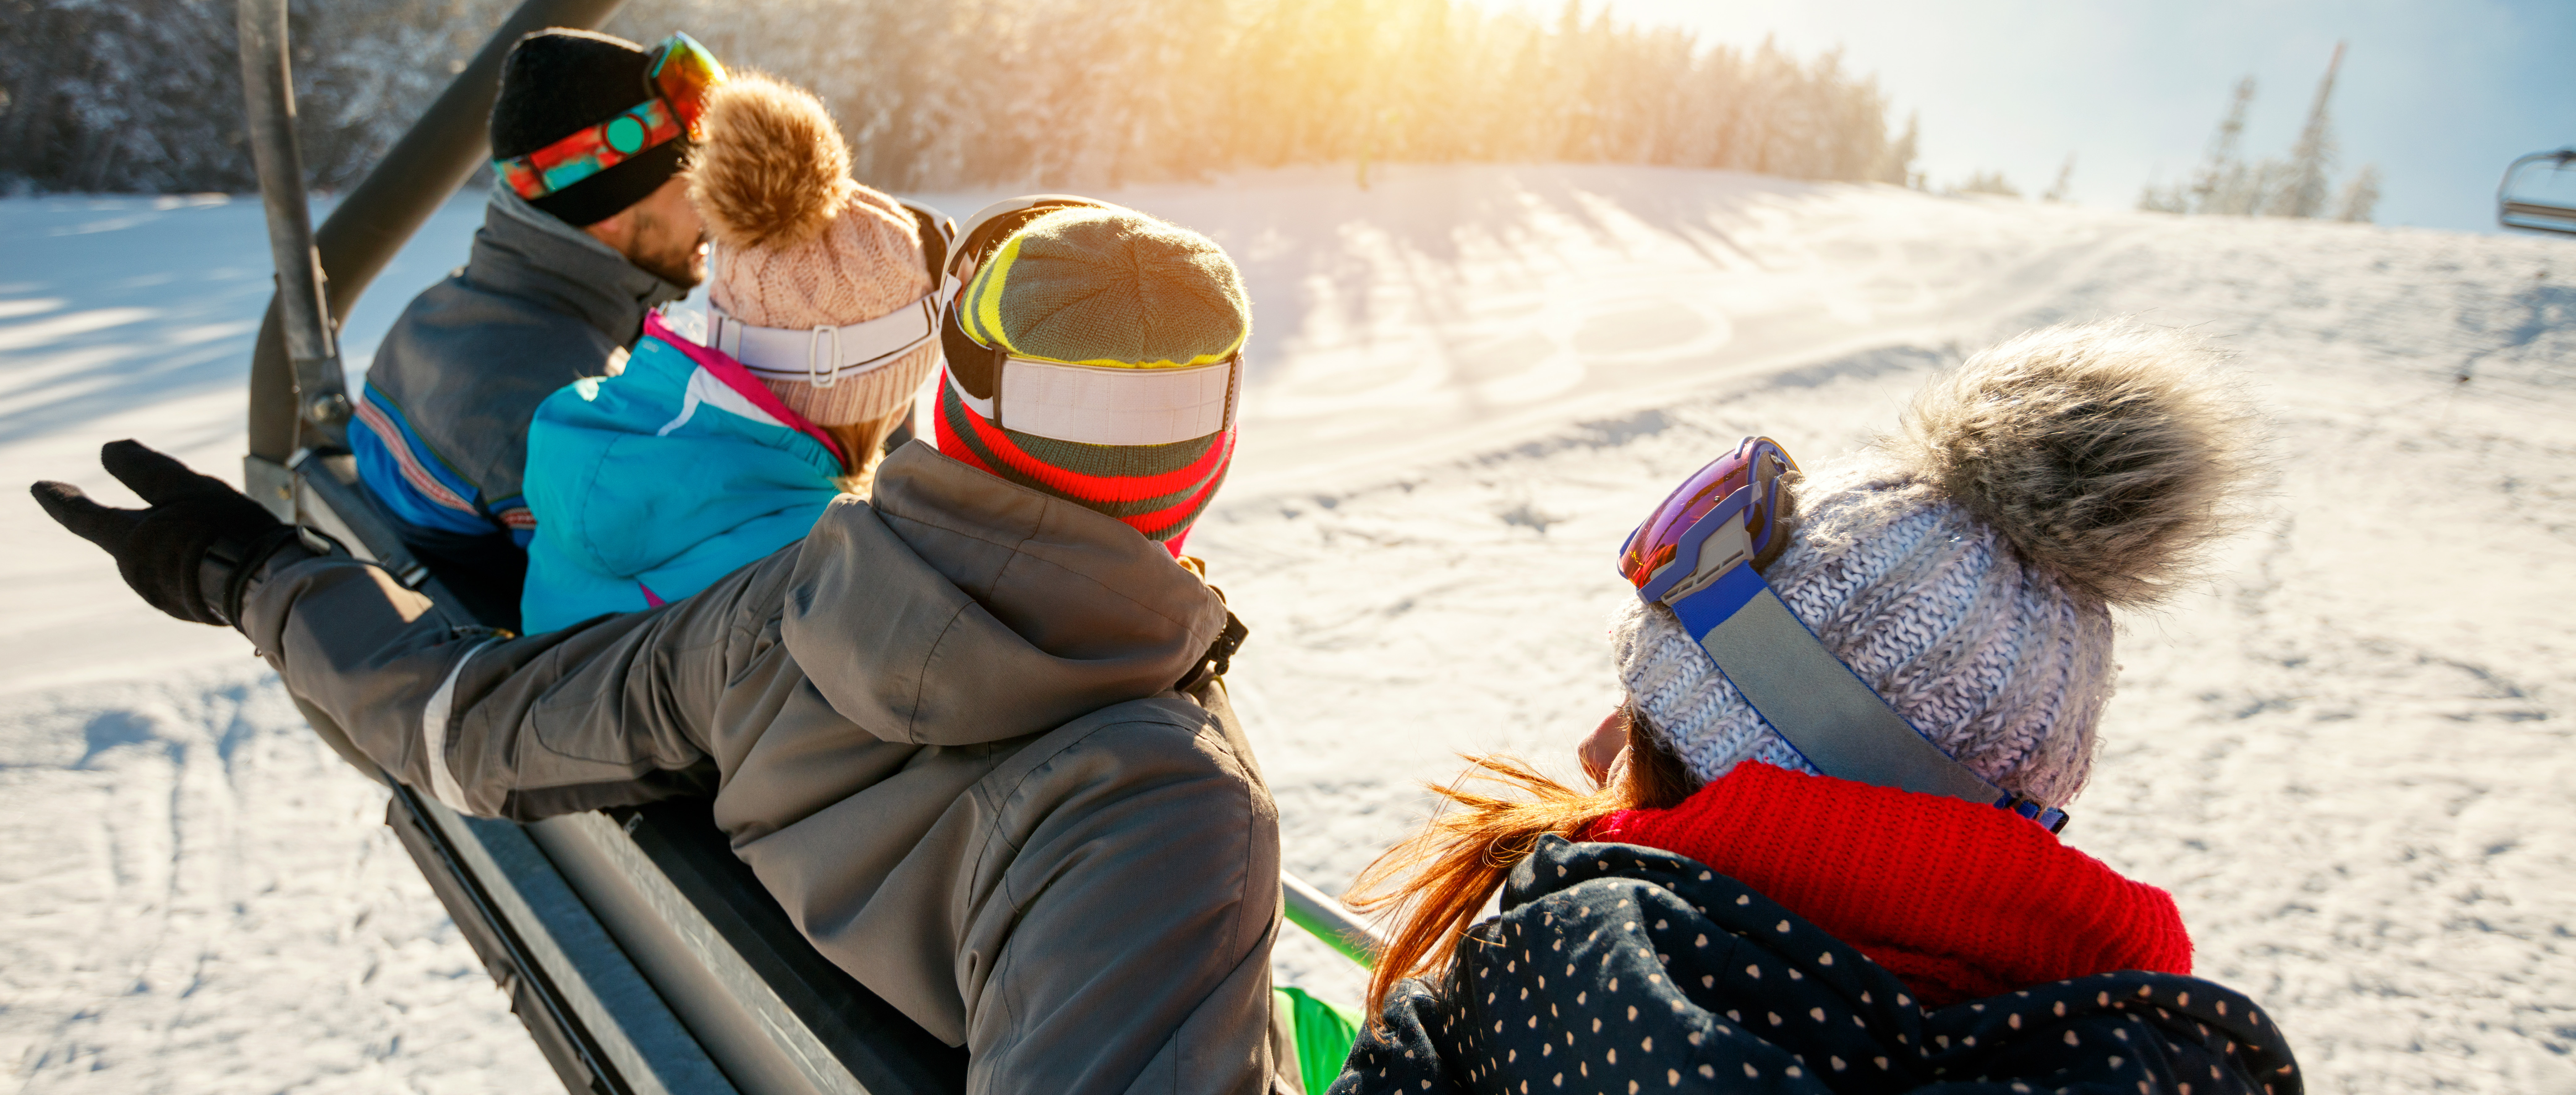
[523,333,843,602]
[474,188,690,344]
[782,442,1228,746]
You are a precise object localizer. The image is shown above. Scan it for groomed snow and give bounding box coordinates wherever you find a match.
[2,164,2568,1093]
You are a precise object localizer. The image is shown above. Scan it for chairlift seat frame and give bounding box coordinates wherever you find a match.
[2498,149,2576,236]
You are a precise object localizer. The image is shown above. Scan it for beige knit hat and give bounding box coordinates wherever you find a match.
[686,74,935,427]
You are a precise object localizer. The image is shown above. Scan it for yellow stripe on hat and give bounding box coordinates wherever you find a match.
[960,231,1244,370]
[962,233,1025,355]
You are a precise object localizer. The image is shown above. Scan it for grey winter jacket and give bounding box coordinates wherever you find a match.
[351,189,687,548]
[243,442,1284,1094]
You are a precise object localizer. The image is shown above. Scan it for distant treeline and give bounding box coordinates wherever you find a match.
[0,0,1917,196]
[603,0,1918,191]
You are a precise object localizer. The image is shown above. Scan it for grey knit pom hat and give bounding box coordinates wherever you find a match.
[1615,320,2255,808]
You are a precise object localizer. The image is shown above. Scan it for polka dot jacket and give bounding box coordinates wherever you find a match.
[1331,835,2299,1095]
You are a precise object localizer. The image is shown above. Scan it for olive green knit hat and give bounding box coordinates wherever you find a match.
[955,207,1250,368]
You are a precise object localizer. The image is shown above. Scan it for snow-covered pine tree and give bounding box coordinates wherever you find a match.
[2184,77,2256,214]
[2267,41,2344,219]
[2335,164,2381,223]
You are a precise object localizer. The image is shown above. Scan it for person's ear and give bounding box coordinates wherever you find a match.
[1580,705,1630,786]
[582,206,635,253]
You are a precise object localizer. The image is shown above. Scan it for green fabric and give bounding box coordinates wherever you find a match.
[1274,986,1361,1094]
[961,206,1250,368]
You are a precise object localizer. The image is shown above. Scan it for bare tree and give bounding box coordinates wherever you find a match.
[2041,154,2076,202]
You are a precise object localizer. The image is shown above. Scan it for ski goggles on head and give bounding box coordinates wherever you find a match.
[1620,437,2071,833]
[493,32,726,201]
[945,195,1111,286]
[1621,436,1798,599]
[932,194,1242,447]
[644,31,724,129]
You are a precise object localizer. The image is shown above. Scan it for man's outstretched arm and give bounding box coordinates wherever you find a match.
[239,547,761,819]
[35,440,742,820]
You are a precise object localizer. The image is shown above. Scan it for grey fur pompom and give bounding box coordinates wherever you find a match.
[1887,320,2259,608]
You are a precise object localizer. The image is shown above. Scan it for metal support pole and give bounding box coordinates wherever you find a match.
[1284,871,1389,969]
[235,0,346,455]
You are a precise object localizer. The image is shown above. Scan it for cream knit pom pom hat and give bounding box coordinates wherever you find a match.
[687,74,934,427]
[1615,320,2257,808]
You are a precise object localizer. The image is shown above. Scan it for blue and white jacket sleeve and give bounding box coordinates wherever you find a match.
[350,379,530,543]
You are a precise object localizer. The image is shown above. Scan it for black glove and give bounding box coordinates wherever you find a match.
[32,440,305,627]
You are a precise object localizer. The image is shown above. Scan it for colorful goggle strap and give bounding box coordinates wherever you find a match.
[492,32,724,201]
[1623,437,2071,834]
[945,194,1108,284]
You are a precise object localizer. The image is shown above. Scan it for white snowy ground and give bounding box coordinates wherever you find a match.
[2,165,2568,1093]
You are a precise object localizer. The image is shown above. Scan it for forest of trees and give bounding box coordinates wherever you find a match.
[0,0,1918,195]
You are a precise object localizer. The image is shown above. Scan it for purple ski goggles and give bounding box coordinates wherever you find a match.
[1619,436,1797,599]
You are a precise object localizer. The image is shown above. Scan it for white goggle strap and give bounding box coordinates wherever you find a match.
[708,274,955,389]
[945,353,1239,448]
[946,194,1120,283]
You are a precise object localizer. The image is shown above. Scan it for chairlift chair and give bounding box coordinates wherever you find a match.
[230,2,1384,1092]
[2498,149,2576,235]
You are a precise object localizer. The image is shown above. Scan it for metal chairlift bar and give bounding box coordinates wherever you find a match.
[1284,872,1386,969]
[2496,150,2576,236]
[390,781,737,1095]
[293,450,432,587]
[530,813,867,1095]
[533,808,981,1095]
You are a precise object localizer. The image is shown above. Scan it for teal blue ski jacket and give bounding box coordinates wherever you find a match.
[520,310,849,633]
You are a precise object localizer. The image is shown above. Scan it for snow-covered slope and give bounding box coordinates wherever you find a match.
[2,165,2567,1094]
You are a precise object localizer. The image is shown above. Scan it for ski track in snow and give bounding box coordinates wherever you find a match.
[1,165,2569,1093]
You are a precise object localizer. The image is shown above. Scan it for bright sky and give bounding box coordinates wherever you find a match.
[1494,0,2574,233]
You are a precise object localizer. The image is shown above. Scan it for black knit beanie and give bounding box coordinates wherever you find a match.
[490,29,689,227]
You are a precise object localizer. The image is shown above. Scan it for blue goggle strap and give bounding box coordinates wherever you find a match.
[1649,526,2070,834]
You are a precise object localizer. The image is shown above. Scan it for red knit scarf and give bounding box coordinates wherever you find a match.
[1586,762,2191,1008]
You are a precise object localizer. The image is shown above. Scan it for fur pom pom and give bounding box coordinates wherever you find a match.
[686,74,852,249]
[1888,319,2258,608]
